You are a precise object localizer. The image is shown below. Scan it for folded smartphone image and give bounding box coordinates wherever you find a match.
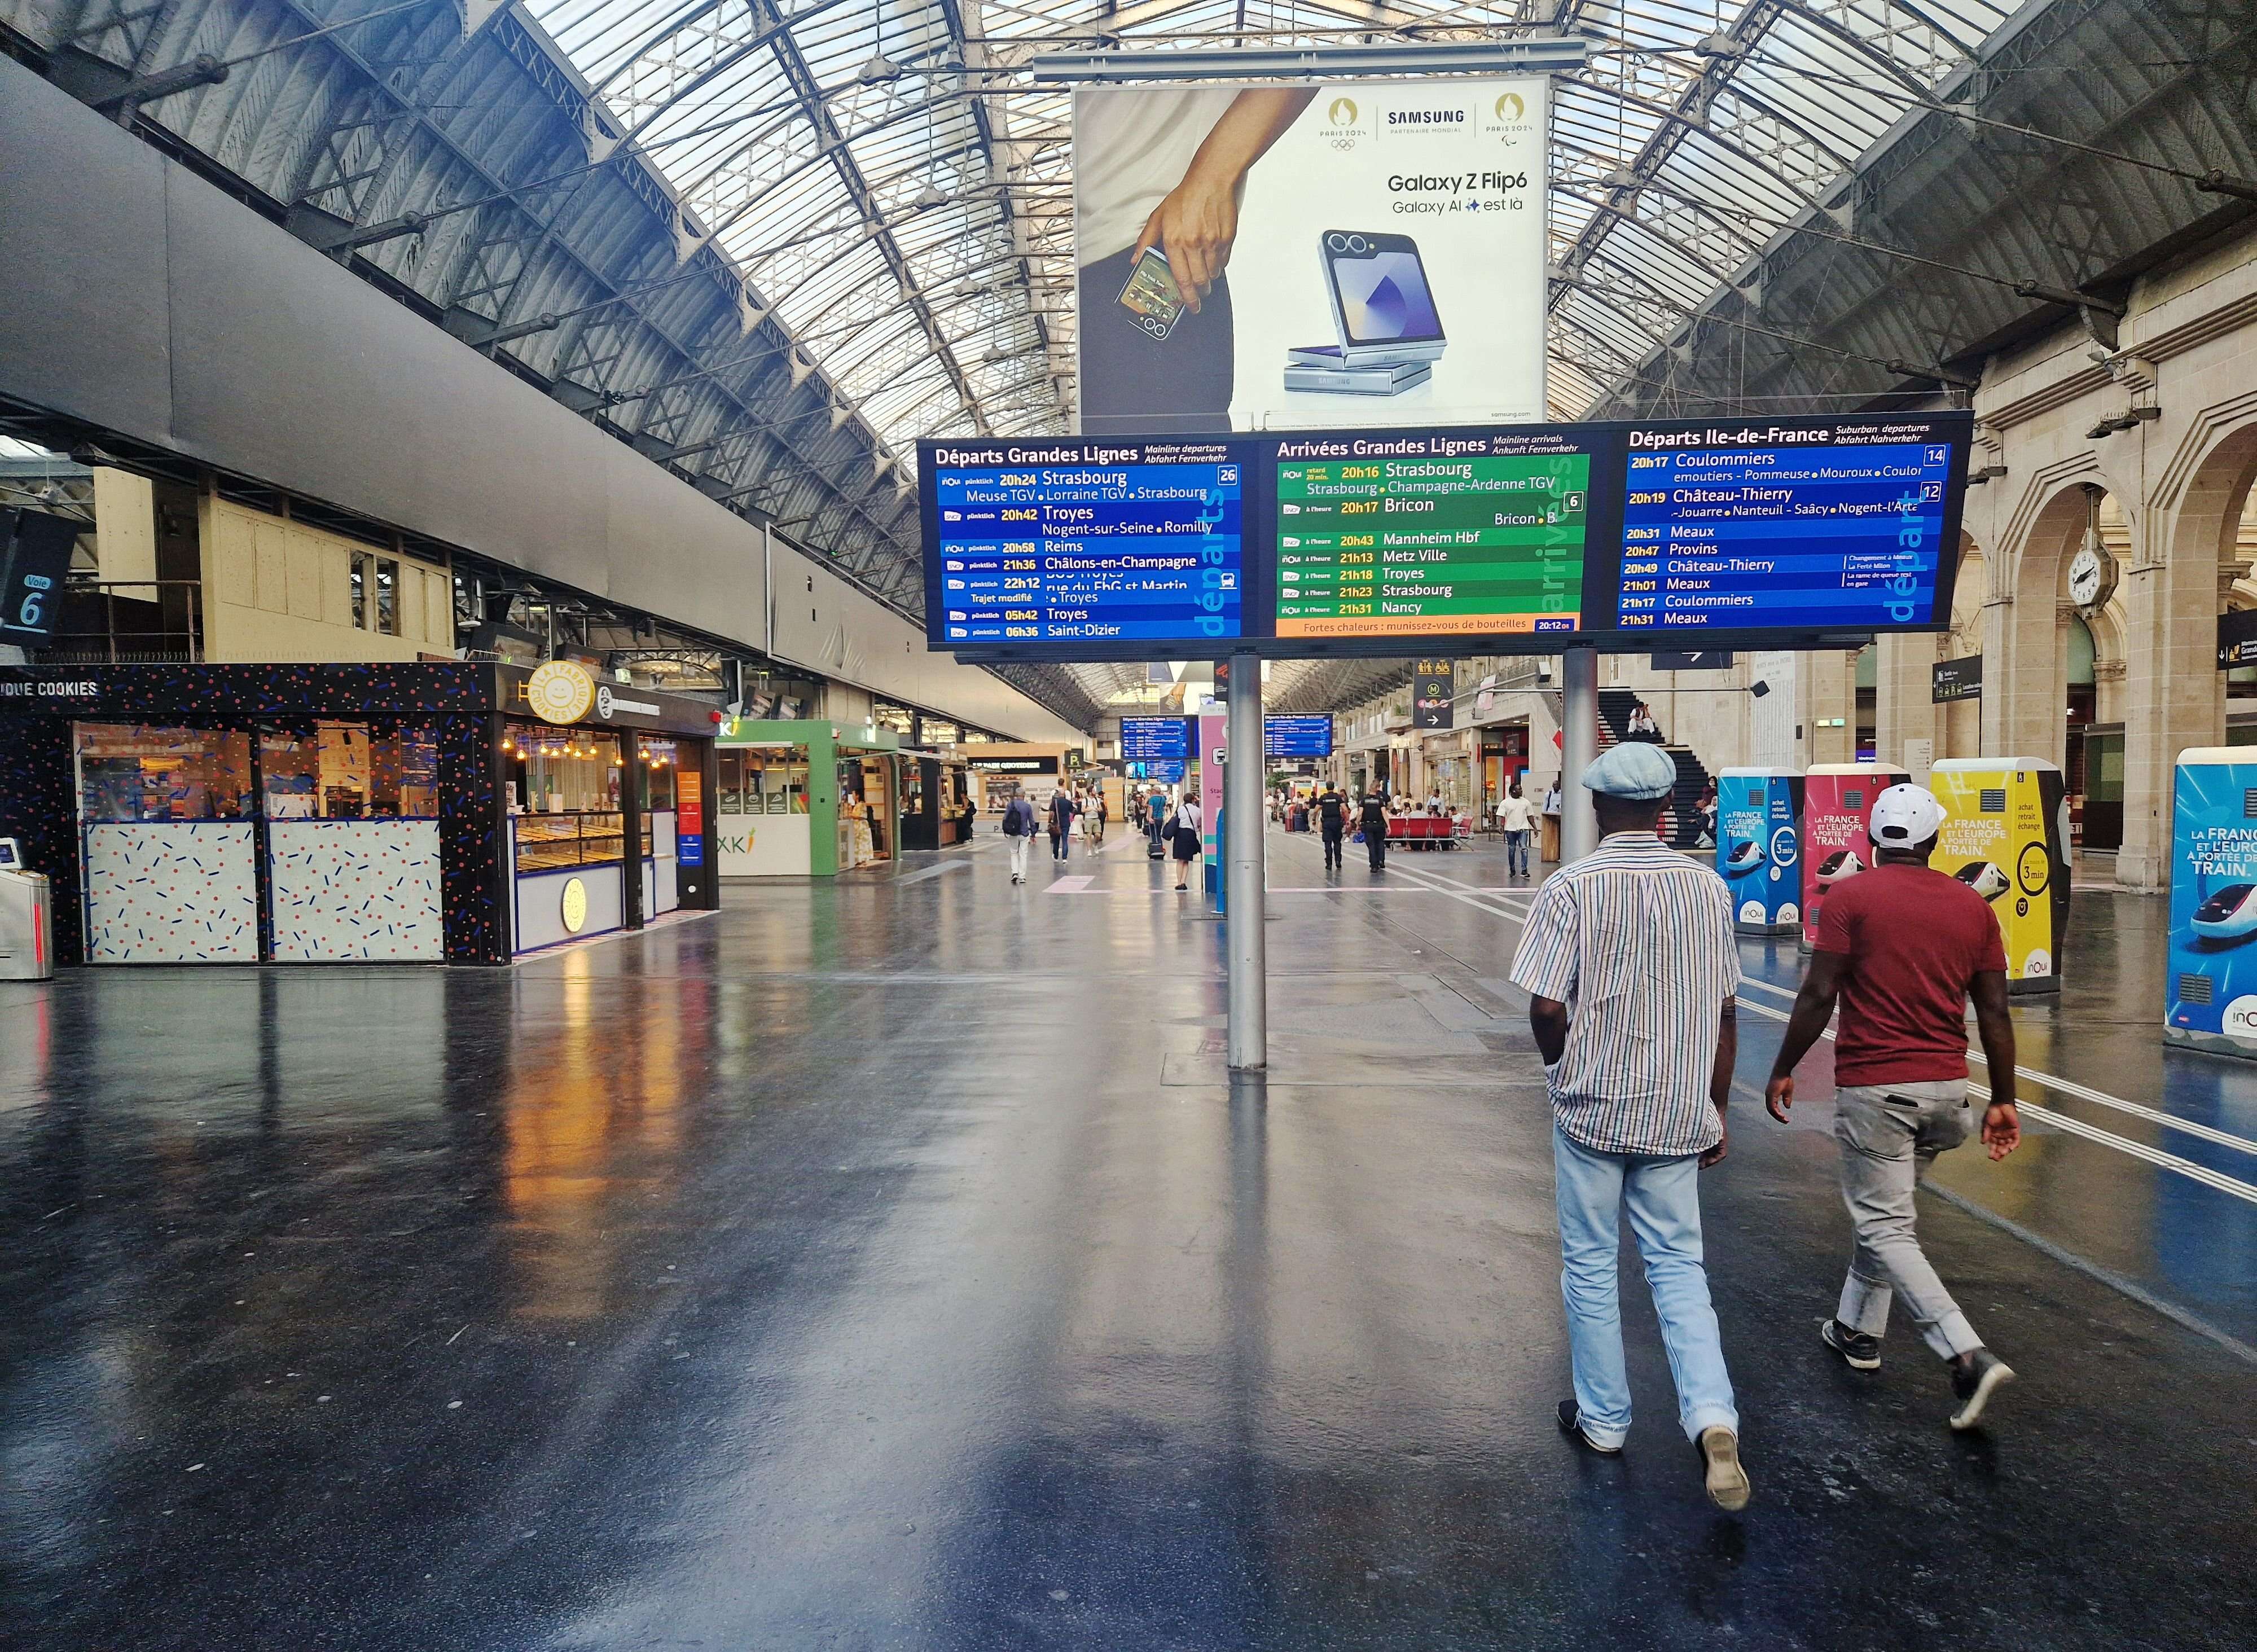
[1281,360,1432,396]
[1320,232,1446,364]
[1116,247,1187,340]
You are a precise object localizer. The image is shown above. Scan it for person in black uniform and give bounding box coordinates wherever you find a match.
[1359,790,1390,873]
[1315,782,1349,873]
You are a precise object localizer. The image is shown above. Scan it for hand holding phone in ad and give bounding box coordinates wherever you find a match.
[1130,87,1315,312]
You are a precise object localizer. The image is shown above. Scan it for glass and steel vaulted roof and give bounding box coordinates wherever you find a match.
[521,0,2013,467]
[518,0,2016,720]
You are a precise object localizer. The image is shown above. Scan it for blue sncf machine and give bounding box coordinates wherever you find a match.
[1715,768,1805,936]
[2167,748,2257,1057]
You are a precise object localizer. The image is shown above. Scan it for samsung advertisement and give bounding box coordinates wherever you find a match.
[920,410,1971,661]
[1074,79,1549,434]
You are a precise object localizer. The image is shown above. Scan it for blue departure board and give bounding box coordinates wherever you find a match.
[1263,717,1334,758]
[1613,434,1955,632]
[1121,717,1192,762]
[922,414,1969,661]
[927,441,1244,646]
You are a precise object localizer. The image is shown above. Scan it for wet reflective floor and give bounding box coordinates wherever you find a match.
[3,829,2254,1649]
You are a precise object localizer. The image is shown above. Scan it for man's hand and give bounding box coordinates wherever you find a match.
[1132,166,1239,312]
[1700,1106,1728,1169]
[1764,1073,1794,1123]
[1982,1101,2021,1160]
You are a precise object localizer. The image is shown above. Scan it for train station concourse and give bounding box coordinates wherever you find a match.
[5,0,2257,1645]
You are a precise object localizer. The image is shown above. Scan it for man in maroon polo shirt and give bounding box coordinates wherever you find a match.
[1764,783,2022,1431]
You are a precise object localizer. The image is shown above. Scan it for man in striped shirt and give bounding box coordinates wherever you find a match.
[1509,741,1750,1512]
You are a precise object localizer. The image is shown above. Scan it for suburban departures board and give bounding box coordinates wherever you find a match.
[920,412,1969,662]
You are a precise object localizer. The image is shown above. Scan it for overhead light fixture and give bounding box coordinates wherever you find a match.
[911,184,949,210]
[857,53,903,84]
[1596,168,1643,190]
[1693,32,1744,59]
[1030,37,1590,83]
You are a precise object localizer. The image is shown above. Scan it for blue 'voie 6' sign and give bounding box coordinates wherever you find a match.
[0,508,79,643]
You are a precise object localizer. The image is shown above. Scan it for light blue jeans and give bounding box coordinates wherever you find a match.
[1505,828,1531,875]
[1553,1124,1739,1447]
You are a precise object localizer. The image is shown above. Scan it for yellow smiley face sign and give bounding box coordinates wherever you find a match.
[560,876,589,934]
[526,660,596,724]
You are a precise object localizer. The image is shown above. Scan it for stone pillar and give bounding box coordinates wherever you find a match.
[2116,541,2228,889]
[1874,632,1938,770]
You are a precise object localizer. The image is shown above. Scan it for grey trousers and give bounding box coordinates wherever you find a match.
[1833,1080,1983,1359]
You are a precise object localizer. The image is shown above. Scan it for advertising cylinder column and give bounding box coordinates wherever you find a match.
[1799,763,1910,952]
[1715,767,1803,935]
[1928,758,2070,994]
[2166,748,2257,1055]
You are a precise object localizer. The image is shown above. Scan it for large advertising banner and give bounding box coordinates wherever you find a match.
[1798,764,1908,949]
[1715,768,1802,934]
[1074,79,1547,436]
[1928,758,2070,993]
[2166,749,2257,1055]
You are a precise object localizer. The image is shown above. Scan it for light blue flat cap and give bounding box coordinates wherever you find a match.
[1582,741,1678,799]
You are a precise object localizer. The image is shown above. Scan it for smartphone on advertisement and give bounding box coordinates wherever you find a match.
[1320,232,1447,365]
[1116,247,1187,340]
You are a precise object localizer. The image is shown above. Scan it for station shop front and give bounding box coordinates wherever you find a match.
[712,718,906,876]
[0,662,719,965]
[961,744,1080,815]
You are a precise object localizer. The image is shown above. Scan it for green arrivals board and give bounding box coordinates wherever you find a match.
[1274,453,1591,639]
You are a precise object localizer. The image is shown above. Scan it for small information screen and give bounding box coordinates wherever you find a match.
[927,441,1243,647]
[1120,717,1192,762]
[1613,433,1955,631]
[1263,717,1334,758]
[1271,433,1590,639]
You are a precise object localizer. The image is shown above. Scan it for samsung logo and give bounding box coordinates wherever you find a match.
[1388,109,1465,125]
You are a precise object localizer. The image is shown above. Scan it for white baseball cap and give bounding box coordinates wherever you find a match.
[1869,783,1944,847]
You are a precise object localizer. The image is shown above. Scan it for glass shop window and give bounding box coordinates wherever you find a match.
[74,724,255,821]
[503,722,621,814]
[717,746,809,814]
[259,723,438,819]
[638,738,679,811]
[351,551,401,635]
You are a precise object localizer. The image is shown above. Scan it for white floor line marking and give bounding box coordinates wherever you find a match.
[1731,970,2257,1158]
[1044,876,1094,893]
[1350,862,2257,1183]
[1730,994,2257,1197]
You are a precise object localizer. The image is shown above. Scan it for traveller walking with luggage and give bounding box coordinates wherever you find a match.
[1000,792,1038,884]
[1509,741,1750,1512]
[1048,787,1077,862]
[1089,789,1107,846]
[1498,777,1538,880]
[1763,782,2021,1430]
[1358,790,1389,872]
[1167,793,1202,890]
[1314,781,1349,873]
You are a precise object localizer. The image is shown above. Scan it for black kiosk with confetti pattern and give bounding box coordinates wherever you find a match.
[0,663,721,965]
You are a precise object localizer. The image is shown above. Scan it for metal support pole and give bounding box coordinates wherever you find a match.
[1226,648,1267,1071]
[1561,646,1600,864]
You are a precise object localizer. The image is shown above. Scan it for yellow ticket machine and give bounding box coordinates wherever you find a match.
[1928,758,2071,994]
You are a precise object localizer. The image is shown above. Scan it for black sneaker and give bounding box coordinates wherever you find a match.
[1820,1318,1882,1371]
[1556,1399,1621,1455]
[1948,1348,2015,1430]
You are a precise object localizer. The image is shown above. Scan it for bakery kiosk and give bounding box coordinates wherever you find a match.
[0,661,719,965]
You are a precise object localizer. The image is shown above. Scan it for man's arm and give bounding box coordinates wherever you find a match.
[1701,998,1737,1167]
[1970,969,2021,1158]
[1528,995,1570,1067]
[1764,949,1848,1122]
[1132,89,1319,308]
